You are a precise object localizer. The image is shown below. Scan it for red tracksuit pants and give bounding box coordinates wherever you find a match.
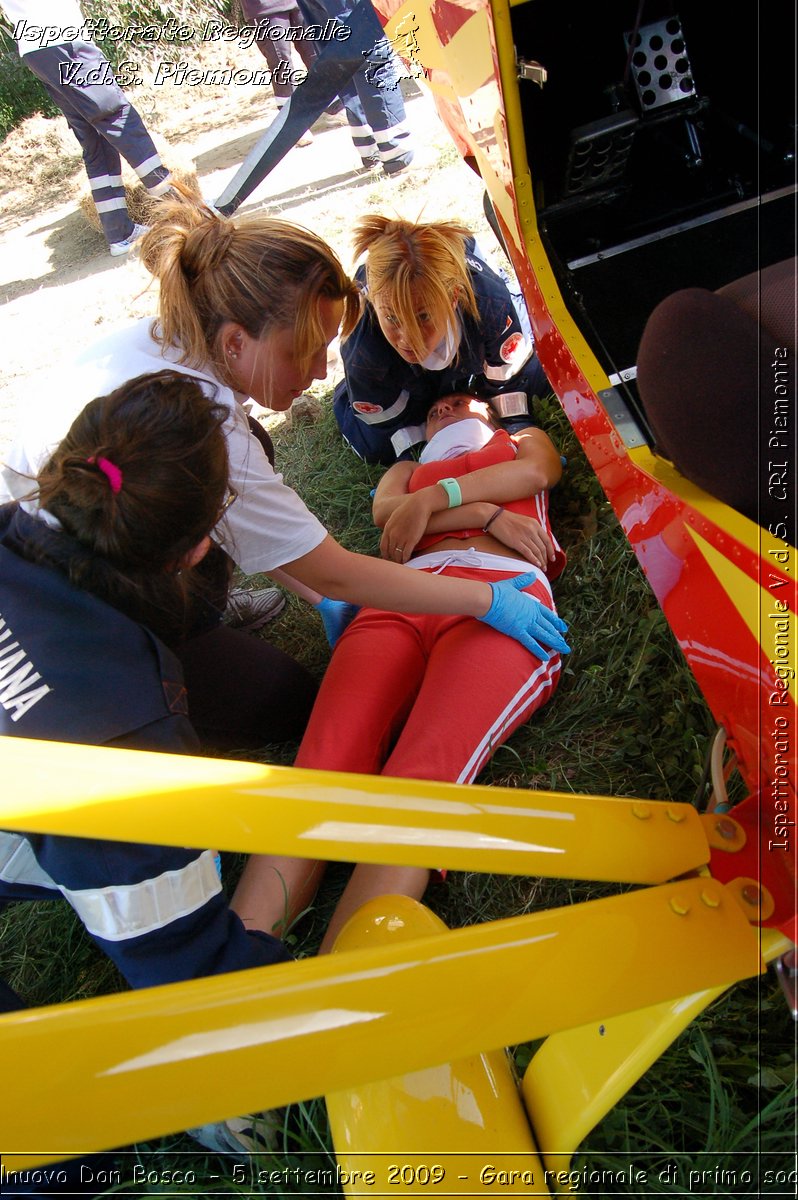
[295,565,561,784]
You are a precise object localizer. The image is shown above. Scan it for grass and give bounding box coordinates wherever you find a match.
[2,385,793,1196]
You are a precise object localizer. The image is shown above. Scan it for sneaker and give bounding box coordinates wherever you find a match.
[383,151,415,177]
[108,222,149,257]
[224,586,286,631]
[188,1110,284,1155]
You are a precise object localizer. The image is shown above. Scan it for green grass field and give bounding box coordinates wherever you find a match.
[2,393,793,1196]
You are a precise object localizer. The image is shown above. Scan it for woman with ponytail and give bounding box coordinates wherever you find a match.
[0,371,294,997]
[1,198,568,753]
[334,215,551,463]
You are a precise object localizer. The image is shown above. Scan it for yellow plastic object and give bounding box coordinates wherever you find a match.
[0,879,761,1168]
[1,738,710,883]
[327,898,548,1196]
[520,928,792,1184]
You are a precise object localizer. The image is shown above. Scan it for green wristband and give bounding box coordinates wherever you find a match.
[438,477,463,508]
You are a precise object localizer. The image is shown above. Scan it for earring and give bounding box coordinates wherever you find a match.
[228,349,239,360]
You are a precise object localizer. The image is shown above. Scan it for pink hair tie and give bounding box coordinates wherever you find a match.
[88,456,123,494]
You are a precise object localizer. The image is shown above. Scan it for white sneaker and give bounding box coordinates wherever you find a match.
[109,222,149,257]
[224,586,286,631]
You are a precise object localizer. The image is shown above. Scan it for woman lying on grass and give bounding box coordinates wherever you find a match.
[233,393,569,952]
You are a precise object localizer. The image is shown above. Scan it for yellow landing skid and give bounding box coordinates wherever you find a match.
[327,898,547,1196]
[2,738,709,883]
[1,878,762,1168]
[522,929,791,1188]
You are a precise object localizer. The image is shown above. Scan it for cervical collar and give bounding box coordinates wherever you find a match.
[419,318,460,371]
[419,417,495,463]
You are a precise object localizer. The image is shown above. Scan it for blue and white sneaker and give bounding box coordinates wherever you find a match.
[188,1109,284,1155]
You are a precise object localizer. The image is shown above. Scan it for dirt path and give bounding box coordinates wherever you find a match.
[0,66,493,460]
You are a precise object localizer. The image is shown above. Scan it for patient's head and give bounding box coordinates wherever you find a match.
[425,394,495,439]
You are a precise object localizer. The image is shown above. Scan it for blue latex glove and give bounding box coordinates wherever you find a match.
[316,597,360,648]
[478,573,571,659]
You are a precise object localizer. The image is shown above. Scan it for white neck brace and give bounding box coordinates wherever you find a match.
[419,318,460,370]
[419,418,495,463]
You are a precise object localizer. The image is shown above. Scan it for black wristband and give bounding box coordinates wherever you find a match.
[482,506,504,533]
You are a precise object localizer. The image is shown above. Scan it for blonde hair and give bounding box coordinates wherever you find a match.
[351,216,479,362]
[140,191,360,385]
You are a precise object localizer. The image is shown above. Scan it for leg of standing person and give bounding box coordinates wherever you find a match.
[36,77,132,246]
[22,41,170,250]
[338,80,380,167]
[349,60,414,176]
[251,12,314,105]
[306,0,414,174]
[246,5,317,142]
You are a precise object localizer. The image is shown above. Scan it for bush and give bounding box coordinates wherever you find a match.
[0,40,58,139]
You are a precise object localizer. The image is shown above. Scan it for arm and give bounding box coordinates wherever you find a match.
[376,428,563,561]
[466,254,551,403]
[268,565,323,606]
[373,462,497,532]
[283,534,493,616]
[281,534,570,662]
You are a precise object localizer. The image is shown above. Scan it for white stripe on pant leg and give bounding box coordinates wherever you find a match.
[0,832,59,892]
[94,196,129,213]
[146,176,172,197]
[379,141,412,162]
[133,152,164,180]
[456,657,561,784]
[458,664,559,785]
[373,120,409,141]
[60,849,223,942]
[90,173,123,192]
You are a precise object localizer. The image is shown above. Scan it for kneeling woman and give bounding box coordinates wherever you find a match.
[0,372,292,993]
[334,215,550,463]
[235,396,569,949]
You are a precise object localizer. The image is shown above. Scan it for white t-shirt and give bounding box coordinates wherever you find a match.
[0,319,327,575]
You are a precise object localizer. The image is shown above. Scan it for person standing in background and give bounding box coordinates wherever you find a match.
[3,0,172,255]
[238,0,317,145]
[298,0,415,175]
